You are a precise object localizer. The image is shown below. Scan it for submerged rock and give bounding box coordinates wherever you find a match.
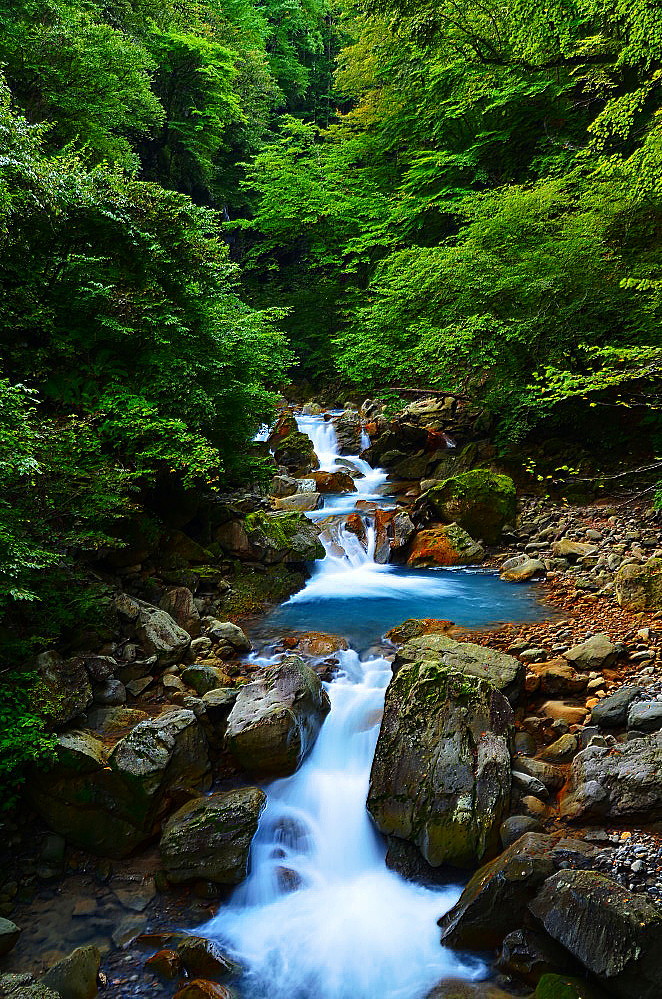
[367,659,513,868]
[529,870,662,999]
[226,656,330,777]
[160,787,266,885]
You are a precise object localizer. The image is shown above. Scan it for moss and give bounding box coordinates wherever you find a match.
[425,469,516,543]
[221,564,306,617]
[534,974,607,999]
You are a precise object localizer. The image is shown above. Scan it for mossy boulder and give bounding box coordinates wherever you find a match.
[422,469,517,543]
[160,787,266,885]
[394,635,525,705]
[367,660,513,868]
[244,511,325,564]
[33,652,92,727]
[226,656,330,777]
[615,557,662,611]
[272,430,319,474]
[407,524,484,567]
[30,710,211,857]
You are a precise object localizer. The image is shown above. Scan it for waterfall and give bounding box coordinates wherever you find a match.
[199,412,487,999]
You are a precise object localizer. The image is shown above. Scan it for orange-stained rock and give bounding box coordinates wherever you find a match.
[145,949,182,980]
[540,701,588,725]
[530,659,588,696]
[290,632,349,656]
[407,525,484,567]
[174,980,232,999]
[307,470,357,494]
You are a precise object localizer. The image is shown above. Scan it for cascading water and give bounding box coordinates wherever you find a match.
[200,411,544,999]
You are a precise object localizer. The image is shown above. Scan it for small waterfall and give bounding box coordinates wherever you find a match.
[200,410,488,999]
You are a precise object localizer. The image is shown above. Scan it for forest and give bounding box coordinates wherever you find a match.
[1,0,661,797]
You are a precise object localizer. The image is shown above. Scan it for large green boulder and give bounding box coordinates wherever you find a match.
[406,524,484,567]
[394,635,525,705]
[41,945,101,999]
[615,557,662,611]
[367,660,513,868]
[245,511,325,564]
[226,656,330,777]
[422,469,517,543]
[160,787,266,885]
[272,431,318,474]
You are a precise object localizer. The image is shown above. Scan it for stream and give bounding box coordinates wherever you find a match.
[199,412,546,999]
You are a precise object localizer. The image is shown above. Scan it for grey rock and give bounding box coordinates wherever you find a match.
[393,635,525,705]
[500,555,547,582]
[591,685,643,727]
[368,659,513,869]
[205,620,252,652]
[500,816,543,848]
[0,917,21,956]
[92,678,126,706]
[160,787,266,885]
[226,657,330,777]
[115,594,190,665]
[561,732,662,822]
[563,633,622,671]
[529,870,662,999]
[627,700,662,733]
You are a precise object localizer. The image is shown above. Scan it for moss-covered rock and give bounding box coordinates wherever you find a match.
[272,430,319,474]
[534,975,607,999]
[160,787,266,885]
[615,557,662,611]
[422,469,517,543]
[406,524,484,567]
[220,564,307,617]
[244,511,325,564]
[226,656,330,777]
[367,660,513,868]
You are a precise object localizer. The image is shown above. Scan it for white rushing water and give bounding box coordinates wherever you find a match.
[200,412,485,999]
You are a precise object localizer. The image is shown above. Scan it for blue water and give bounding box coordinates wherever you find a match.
[259,565,547,651]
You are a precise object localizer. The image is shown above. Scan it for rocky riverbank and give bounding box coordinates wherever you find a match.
[2,396,662,999]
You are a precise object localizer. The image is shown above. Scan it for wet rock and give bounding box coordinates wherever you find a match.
[241,511,324,564]
[160,787,266,885]
[500,816,543,848]
[530,660,587,696]
[201,687,238,722]
[86,706,148,736]
[615,557,662,611]
[308,470,357,493]
[335,409,363,453]
[420,470,517,544]
[0,917,21,956]
[374,508,415,564]
[385,618,456,645]
[115,594,191,665]
[393,635,525,705]
[226,657,330,777]
[33,652,92,726]
[497,929,577,987]
[539,734,577,763]
[513,757,565,792]
[288,632,349,656]
[173,981,232,999]
[439,833,596,950]
[177,936,239,978]
[368,659,513,869]
[590,685,643,728]
[563,634,622,671]
[426,982,517,999]
[500,555,546,582]
[160,587,201,637]
[532,974,607,999]
[529,870,662,999]
[539,701,588,726]
[145,949,182,980]
[561,732,662,823]
[627,700,662,733]
[407,524,484,567]
[41,945,101,999]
